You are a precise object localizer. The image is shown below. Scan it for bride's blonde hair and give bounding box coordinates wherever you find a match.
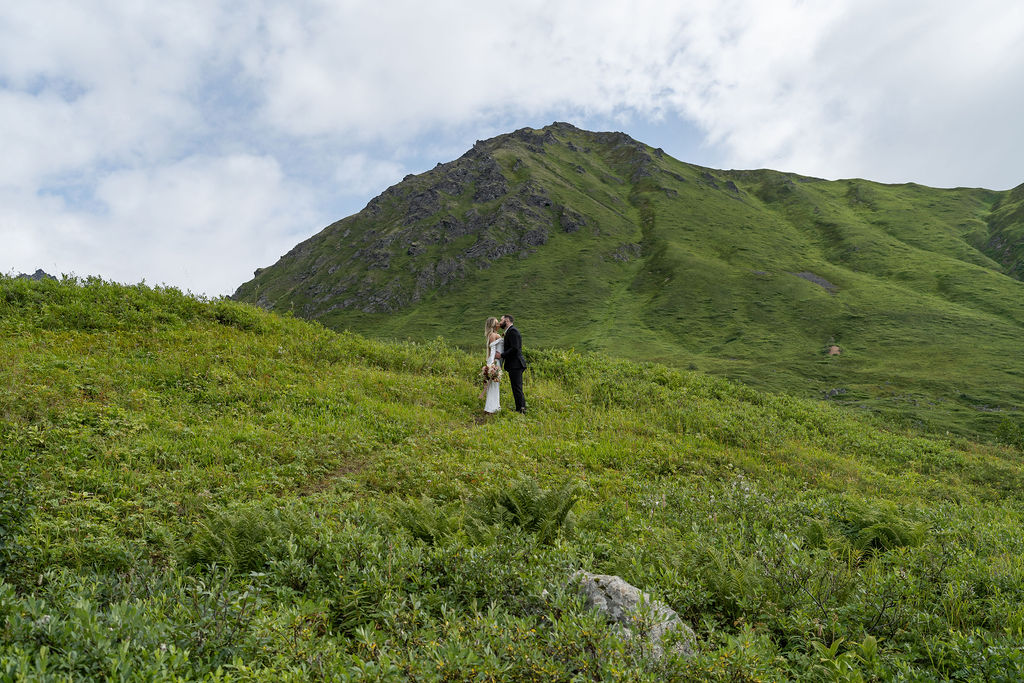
[484,316,499,341]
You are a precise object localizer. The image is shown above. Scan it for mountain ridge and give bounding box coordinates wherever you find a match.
[234,122,1024,439]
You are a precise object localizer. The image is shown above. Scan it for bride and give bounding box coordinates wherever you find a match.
[482,316,503,414]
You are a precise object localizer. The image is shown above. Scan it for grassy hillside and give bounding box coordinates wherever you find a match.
[234,123,1024,442]
[3,277,1024,680]
[985,181,1024,280]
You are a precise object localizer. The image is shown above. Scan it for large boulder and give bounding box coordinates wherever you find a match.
[569,570,695,660]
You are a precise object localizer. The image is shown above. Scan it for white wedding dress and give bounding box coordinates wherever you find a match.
[484,337,504,413]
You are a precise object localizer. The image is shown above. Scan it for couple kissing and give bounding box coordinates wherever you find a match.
[481,314,527,415]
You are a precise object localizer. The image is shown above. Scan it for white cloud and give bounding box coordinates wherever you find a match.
[243,1,696,138]
[0,2,224,187]
[2,155,319,296]
[240,0,1024,187]
[333,154,406,197]
[655,0,1024,187]
[2,1,1023,296]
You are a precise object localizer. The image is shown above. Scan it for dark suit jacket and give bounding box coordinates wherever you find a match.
[501,325,527,370]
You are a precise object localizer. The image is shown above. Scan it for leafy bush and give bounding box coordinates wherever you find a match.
[0,275,209,331]
[0,564,275,679]
[996,417,1024,450]
[390,495,460,544]
[0,468,32,585]
[211,299,267,333]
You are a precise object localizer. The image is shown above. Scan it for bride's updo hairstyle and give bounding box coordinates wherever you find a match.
[485,317,499,341]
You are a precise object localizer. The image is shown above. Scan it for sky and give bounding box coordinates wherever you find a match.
[2,1,1023,297]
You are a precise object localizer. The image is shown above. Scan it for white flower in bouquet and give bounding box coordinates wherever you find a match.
[479,363,502,384]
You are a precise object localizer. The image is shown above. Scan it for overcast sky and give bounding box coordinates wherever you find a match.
[3,1,1023,296]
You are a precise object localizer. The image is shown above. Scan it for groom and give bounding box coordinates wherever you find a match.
[496,314,527,414]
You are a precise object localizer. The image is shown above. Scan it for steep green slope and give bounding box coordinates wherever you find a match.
[234,124,1024,441]
[4,278,1024,679]
[985,181,1024,279]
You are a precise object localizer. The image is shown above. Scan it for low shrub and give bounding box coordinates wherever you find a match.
[0,467,33,586]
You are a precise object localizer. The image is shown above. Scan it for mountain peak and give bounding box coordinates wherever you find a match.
[462,121,647,160]
[235,123,677,316]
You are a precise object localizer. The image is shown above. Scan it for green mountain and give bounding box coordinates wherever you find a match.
[3,277,1024,679]
[234,123,1024,439]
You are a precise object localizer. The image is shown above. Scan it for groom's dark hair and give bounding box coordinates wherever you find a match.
[502,314,514,323]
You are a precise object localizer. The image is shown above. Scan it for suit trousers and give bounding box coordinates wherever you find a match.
[506,367,526,412]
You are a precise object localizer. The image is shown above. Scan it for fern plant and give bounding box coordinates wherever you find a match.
[470,476,579,545]
[391,495,460,544]
[181,506,300,573]
[837,501,926,554]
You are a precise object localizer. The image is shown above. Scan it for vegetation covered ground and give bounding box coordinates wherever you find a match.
[2,277,1024,680]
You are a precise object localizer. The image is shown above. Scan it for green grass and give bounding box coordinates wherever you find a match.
[234,124,1024,443]
[3,277,1024,679]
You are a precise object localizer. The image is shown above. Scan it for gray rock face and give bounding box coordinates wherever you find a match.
[436,166,472,196]
[511,127,557,152]
[472,157,510,203]
[559,207,586,233]
[16,269,56,281]
[701,171,720,189]
[611,243,642,262]
[405,189,441,224]
[570,571,695,660]
[522,228,548,248]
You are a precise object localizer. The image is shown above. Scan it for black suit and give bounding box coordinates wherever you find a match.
[501,325,527,412]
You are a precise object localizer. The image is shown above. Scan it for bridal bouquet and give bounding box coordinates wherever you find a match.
[479,362,502,384]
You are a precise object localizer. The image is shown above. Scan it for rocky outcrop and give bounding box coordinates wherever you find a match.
[559,207,586,233]
[510,127,557,152]
[569,571,695,660]
[16,269,56,281]
[610,243,642,262]
[404,189,441,224]
[295,176,564,313]
[471,156,510,203]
